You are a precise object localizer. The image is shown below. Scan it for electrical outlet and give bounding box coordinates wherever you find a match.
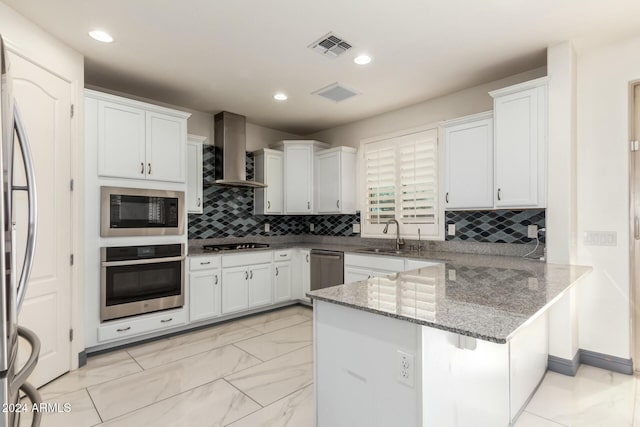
[353,223,361,233]
[309,223,315,232]
[264,223,270,232]
[396,350,415,387]
[527,225,538,239]
[447,223,456,236]
[448,269,456,281]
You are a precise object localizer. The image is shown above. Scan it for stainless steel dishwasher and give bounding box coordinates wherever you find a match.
[310,250,344,291]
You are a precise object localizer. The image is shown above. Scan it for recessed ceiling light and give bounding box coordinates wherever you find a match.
[273,93,288,101]
[89,30,113,43]
[354,54,372,65]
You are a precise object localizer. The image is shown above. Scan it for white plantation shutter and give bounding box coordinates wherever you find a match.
[364,141,396,224]
[399,132,438,225]
[361,128,441,238]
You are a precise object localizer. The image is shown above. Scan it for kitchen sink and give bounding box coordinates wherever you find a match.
[355,247,409,255]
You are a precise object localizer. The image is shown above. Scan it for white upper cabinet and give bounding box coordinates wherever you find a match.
[254,149,284,215]
[490,77,547,208]
[187,135,206,213]
[97,100,146,180]
[274,140,329,215]
[87,89,191,183]
[444,112,494,210]
[315,147,357,214]
[146,111,187,182]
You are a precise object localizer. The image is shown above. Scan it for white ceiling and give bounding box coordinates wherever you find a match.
[5,0,640,134]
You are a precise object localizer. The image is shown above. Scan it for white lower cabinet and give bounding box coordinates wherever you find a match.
[222,265,250,314]
[97,309,186,342]
[189,270,221,322]
[248,263,273,308]
[274,250,293,303]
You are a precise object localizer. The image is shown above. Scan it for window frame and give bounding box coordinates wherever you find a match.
[359,124,445,241]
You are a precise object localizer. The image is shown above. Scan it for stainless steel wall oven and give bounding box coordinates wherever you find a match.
[100,244,185,322]
[101,186,185,237]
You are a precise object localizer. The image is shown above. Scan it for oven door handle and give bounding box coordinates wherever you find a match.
[101,255,185,267]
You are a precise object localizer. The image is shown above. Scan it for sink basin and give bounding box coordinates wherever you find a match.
[356,248,409,255]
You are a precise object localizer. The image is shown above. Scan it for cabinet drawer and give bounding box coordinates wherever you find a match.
[273,249,292,261]
[189,255,221,271]
[345,253,405,272]
[98,309,186,342]
[223,251,272,267]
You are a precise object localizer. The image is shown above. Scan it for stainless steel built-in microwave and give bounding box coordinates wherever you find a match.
[101,187,185,237]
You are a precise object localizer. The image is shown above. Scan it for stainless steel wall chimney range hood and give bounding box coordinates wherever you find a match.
[213,111,266,188]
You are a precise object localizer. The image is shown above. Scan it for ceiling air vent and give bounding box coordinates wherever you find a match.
[313,82,358,103]
[309,32,352,57]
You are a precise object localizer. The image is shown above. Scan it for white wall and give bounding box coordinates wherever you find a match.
[0,0,85,367]
[307,68,546,146]
[575,35,640,359]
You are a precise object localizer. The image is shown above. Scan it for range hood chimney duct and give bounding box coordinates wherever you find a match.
[213,111,266,188]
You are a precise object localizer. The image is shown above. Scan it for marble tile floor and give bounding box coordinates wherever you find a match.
[19,305,640,426]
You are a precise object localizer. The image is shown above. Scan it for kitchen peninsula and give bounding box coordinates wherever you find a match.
[308,252,591,427]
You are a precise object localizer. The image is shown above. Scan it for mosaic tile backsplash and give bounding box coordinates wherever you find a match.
[188,146,359,239]
[188,145,545,243]
[445,209,546,244]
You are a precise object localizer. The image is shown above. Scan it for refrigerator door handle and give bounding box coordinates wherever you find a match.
[19,381,42,427]
[13,104,38,312]
[11,326,40,393]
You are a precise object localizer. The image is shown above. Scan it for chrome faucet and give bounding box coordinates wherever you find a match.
[383,219,405,251]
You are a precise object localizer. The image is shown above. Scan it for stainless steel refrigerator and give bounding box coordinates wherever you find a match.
[0,34,42,427]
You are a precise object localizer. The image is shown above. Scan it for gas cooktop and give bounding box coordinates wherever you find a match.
[202,243,270,252]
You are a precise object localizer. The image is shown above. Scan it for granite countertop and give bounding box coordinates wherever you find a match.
[307,253,592,344]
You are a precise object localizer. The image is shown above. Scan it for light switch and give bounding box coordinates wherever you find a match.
[583,231,617,246]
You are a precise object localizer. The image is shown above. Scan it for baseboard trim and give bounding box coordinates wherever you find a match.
[547,351,580,376]
[580,349,633,375]
[78,350,87,368]
[548,349,633,376]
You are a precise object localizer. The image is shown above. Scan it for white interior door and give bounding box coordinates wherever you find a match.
[10,52,72,387]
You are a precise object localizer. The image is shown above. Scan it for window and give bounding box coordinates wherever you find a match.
[361,127,443,240]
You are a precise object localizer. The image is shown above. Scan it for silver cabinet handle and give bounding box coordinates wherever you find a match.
[445,192,449,203]
[497,188,501,201]
[635,216,639,240]
[307,201,310,209]
[13,105,38,312]
[267,201,271,209]
[275,267,279,276]
[279,253,287,257]
[200,261,211,265]
[117,326,131,332]
[160,318,173,323]
[102,255,185,267]
[245,271,249,280]
[140,162,144,174]
[197,197,201,207]
[250,270,253,279]
[13,327,40,392]
[148,163,152,175]
[306,254,309,263]
[214,274,218,285]
[337,200,340,208]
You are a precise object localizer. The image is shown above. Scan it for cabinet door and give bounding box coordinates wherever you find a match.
[249,263,273,308]
[301,250,311,301]
[146,111,186,183]
[285,145,313,213]
[222,266,249,314]
[189,270,220,322]
[316,151,341,214]
[494,87,541,207]
[344,266,372,284]
[445,117,493,209]
[97,100,146,179]
[186,141,203,213]
[265,151,284,214]
[273,261,292,303]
